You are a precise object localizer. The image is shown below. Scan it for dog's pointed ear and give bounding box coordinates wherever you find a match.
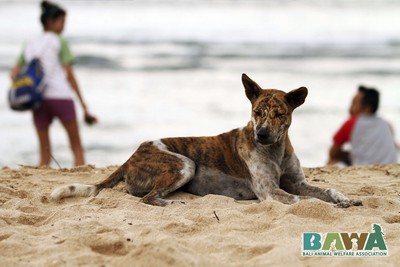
[285,87,308,109]
[242,73,262,103]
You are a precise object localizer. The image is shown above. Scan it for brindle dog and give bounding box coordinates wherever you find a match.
[51,74,361,207]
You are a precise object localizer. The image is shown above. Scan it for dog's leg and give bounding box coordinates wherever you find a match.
[281,169,349,203]
[293,182,362,207]
[269,188,312,204]
[280,157,362,207]
[140,157,195,206]
[134,141,196,206]
[301,183,346,203]
[252,176,311,204]
[268,182,359,206]
[142,158,195,206]
[292,181,347,203]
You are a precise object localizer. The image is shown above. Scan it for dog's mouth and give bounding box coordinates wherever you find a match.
[256,136,276,145]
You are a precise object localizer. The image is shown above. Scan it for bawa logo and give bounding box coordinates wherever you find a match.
[302,224,388,257]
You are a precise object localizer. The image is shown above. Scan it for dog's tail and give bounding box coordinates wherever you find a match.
[50,168,125,201]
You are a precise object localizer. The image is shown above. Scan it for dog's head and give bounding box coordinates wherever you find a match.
[242,73,308,146]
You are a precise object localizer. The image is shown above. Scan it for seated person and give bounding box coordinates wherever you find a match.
[328,86,398,166]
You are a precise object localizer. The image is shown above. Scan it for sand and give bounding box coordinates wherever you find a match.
[0,164,399,266]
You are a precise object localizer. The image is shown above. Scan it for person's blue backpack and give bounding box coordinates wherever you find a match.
[8,58,45,111]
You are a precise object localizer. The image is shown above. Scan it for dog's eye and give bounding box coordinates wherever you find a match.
[275,113,285,118]
[254,110,262,116]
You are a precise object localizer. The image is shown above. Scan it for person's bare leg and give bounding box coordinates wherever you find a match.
[36,127,51,166]
[63,120,84,166]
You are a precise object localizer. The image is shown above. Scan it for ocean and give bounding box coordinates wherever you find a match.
[0,0,399,168]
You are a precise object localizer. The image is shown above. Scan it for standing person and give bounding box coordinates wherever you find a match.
[10,1,97,166]
[327,85,397,166]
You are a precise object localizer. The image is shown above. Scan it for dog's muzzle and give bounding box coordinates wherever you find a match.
[256,128,276,145]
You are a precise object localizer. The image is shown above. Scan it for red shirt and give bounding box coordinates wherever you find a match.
[333,115,358,145]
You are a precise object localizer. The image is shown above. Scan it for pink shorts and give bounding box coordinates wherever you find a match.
[33,99,77,129]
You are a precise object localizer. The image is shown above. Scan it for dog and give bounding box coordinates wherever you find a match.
[51,74,360,207]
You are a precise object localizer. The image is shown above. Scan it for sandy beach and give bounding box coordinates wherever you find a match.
[0,164,399,266]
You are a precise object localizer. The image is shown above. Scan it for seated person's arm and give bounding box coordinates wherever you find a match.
[328,143,350,165]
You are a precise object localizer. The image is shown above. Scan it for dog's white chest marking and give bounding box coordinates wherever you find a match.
[245,149,281,200]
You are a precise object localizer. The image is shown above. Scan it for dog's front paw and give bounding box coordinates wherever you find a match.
[335,199,363,208]
[326,188,349,203]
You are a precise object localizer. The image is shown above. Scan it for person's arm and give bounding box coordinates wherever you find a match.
[327,116,357,166]
[64,64,98,125]
[328,143,350,165]
[10,51,25,80]
[60,36,97,125]
[10,65,22,80]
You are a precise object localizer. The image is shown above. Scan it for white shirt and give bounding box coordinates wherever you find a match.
[351,115,398,165]
[23,32,74,100]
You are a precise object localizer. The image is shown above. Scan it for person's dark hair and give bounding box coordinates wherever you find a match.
[40,1,66,28]
[358,85,379,114]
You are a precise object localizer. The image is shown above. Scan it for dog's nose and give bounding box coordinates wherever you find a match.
[256,128,269,140]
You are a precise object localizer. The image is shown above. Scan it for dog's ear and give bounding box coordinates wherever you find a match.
[285,87,308,109]
[242,73,262,103]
